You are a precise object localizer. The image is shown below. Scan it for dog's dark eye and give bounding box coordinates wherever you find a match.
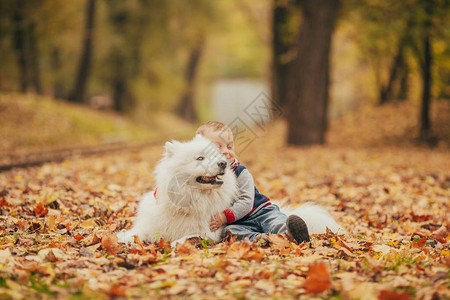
[196,156,205,161]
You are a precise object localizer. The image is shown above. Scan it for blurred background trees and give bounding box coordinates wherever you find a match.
[68,0,96,104]
[0,0,448,146]
[284,0,339,145]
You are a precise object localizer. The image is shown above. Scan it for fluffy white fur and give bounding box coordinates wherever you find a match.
[280,202,343,235]
[117,135,343,245]
[117,135,237,244]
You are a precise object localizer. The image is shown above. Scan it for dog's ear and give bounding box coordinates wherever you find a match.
[164,141,178,157]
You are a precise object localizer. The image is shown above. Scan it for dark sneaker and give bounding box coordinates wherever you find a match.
[286,215,310,244]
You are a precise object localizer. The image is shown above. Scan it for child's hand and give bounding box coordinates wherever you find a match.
[210,213,227,232]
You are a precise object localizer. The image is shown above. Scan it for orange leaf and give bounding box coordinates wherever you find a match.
[129,248,142,254]
[176,240,197,255]
[269,234,290,251]
[134,235,144,248]
[0,198,11,207]
[73,234,83,241]
[141,253,158,263]
[226,243,264,261]
[128,235,145,254]
[258,269,274,279]
[244,249,265,261]
[101,233,120,256]
[279,247,291,255]
[409,211,432,222]
[224,235,238,245]
[412,237,427,249]
[34,203,48,217]
[302,262,332,294]
[227,243,251,259]
[109,284,126,297]
[155,237,170,250]
[378,290,413,300]
[293,246,303,255]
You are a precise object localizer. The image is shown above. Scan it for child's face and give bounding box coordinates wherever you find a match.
[201,128,236,163]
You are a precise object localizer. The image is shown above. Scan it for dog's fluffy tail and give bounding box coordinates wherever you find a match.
[280,202,343,235]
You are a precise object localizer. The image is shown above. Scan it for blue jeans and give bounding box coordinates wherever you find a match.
[225,204,287,241]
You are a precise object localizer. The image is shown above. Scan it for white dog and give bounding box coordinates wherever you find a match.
[117,135,342,245]
[117,135,237,244]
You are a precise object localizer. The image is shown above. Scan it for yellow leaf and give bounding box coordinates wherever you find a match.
[47,215,56,231]
[81,220,95,228]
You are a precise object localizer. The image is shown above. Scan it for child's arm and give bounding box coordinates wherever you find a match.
[210,169,255,231]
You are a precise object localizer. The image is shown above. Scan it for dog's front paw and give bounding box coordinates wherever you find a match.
[171,235,200,248]
[170,236,187,248]
[117,231,135,244]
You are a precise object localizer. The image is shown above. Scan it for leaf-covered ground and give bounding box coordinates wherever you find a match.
[1,105,449,299]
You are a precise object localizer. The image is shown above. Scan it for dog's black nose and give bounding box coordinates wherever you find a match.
[217,160,227,169]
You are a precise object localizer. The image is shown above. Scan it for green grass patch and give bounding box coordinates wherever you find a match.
[0,93,195,155]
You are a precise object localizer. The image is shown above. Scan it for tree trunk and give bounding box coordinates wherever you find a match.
[51,47,65,99]
[272,0,292,108]
[379,39,406,105]
[109,49,134,112]
[69,0,96,103]
[419,0,434,144]
[12,0,28,93]
[177,41,204,123]
[397,63,409,101]
[112,76,132,113]
[28,22,42,95]
[106,0,143,113]
[286,0,339,145]
[420,34,432,141]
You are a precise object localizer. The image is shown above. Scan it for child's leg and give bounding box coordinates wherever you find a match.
[225,221,260,241]
[225,205,287,241]
[257,204,288,234]
[225,205,309,242]
[258,204,310,243]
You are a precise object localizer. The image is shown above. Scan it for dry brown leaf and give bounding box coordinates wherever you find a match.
[301,262,332,294]
[268,234,290,251]
[34,203,48,217]
[101,233,120,255]
[176,240,198,255]
[109,284,126,297]
[227,243,251,259]
[378,289,413,300]
[244,249,265,261]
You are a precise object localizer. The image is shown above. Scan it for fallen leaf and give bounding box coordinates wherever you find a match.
[73,233,83,241]
[176,240,197,255]
[378,289,413,300]
[34,203,48,217]
[101,233,120,255]
[109,284,126,297]
[301,262,332,294]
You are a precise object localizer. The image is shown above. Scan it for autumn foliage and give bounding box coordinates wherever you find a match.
[0,106,449,298]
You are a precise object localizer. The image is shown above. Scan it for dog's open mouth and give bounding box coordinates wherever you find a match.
[196,173,224,185]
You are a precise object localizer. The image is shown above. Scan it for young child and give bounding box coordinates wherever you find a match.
[196,121,310,244]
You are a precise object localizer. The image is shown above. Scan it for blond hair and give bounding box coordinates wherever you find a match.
[196,121,232,136]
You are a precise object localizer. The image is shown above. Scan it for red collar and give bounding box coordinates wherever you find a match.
[231,159,239,171]
[153,187,158,203]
